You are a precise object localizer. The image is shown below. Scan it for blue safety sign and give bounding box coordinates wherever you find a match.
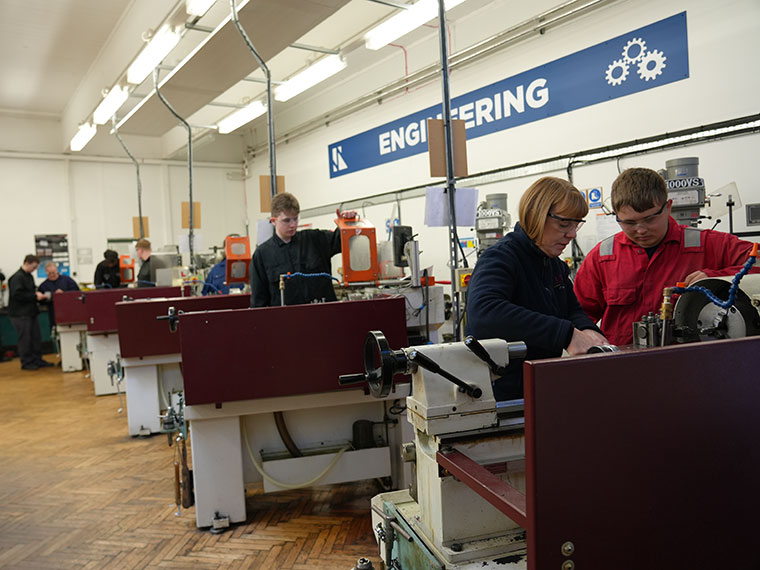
[328,12,689,178]
[587,188,603,209]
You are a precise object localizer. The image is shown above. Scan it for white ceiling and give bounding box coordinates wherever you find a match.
[0,0,522,161]
[0,0,133,116]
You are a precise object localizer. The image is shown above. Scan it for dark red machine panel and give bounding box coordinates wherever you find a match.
[523,336,760,570]
[179,297,409,405]
[85,286,189,333]
[54,290,88,325]
[116,294,251,358]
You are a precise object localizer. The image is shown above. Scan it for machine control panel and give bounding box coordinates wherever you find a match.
[746,203,760,226]
[454,267,473,293]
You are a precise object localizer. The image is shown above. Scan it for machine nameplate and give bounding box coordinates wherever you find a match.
[669,189,700,206]
[477,218,501,230]
[666,176,704,189]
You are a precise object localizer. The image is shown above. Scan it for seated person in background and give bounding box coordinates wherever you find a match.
[466,177,608,401]
[94,249,121,289]
[574,167,760,346]
[202,236,246,295]
[251,192,355,307]
[38,262,80,328]
[135,238,156,288]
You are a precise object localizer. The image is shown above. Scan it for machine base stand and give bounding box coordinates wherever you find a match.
[352,557,375,570]
[371,490,527,569]
[209,512,231,534]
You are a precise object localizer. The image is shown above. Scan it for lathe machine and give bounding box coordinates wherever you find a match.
[114,293,250,436]
[350,329,760,569]
[176,297,415,529]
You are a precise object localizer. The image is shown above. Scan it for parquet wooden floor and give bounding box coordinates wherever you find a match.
[0,358,383,569]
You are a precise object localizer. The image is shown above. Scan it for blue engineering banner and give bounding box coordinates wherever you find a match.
[328,12,689,178]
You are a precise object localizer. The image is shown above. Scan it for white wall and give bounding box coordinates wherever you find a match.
[244,0,760,280]
[0,156,249,290]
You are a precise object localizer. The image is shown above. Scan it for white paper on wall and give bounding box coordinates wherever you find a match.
[424,187,479,227]
[596,213,620,242]
[179,232,203,254]
[256,219,274,245]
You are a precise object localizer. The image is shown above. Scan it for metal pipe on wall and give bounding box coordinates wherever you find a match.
[230,0,277,199]
[153,67,195,271]
[111,116,144,239]
[436,0,461,341]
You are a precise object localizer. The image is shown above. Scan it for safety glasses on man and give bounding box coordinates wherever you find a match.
[614,199,670,228]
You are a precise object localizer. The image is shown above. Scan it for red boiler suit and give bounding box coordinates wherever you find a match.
[574,216,759,345]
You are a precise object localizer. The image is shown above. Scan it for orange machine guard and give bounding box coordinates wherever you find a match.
[335,214,379,285]
[119,254,135,283]
[225,236,251,284]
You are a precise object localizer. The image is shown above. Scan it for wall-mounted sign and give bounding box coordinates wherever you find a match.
[35,234,71,277]
[328,12,689,178]
[587,188,603,209]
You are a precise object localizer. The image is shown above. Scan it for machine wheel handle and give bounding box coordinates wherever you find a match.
[338,330,408,398]
[464,335,509,376]
[406,349,482,399]
[339,331,483,399]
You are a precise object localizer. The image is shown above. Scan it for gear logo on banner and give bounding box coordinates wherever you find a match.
[605,37,667,86]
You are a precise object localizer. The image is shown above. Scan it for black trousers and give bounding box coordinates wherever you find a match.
[9,315,42,367]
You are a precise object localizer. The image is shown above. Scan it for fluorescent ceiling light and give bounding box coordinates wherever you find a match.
[70,123,97,152]
[186,0,216,17]
[274,55,347,102]
[216,100,267,134]
[93,85,129,125]
[127,25,181,85]
[365,0,467,50]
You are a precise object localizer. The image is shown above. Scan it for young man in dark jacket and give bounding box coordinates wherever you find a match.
[93,249,121,289]
[8,255,54,370]
[250,193,353,307]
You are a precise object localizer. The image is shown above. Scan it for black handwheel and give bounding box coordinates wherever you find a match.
[338,330,408,398]
[363,330,402,398]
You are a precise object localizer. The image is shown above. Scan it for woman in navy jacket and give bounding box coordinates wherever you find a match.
[466,177,607,400]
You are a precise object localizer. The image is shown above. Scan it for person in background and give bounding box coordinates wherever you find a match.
[0,269,6,362]
[574,167,760,346]
[250,193,355,307]
[202,236,246,295]
[135,238,156,288]
[8,255,54,370]
[466,177,608,401]
[93,249,121,289]
[38,262,80,328]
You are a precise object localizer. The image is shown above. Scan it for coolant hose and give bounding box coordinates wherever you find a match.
[241,416,348,490]
[274,411,303,458]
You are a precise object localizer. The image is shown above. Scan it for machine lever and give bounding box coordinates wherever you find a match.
[338,373,367,386]
[464,336,507,376]
[157,306,184,333]
[407,349,482,399]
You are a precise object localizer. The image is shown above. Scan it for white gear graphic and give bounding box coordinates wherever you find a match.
[605,59,630,86]
[637,49,666,81]
[622,37,647,63]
